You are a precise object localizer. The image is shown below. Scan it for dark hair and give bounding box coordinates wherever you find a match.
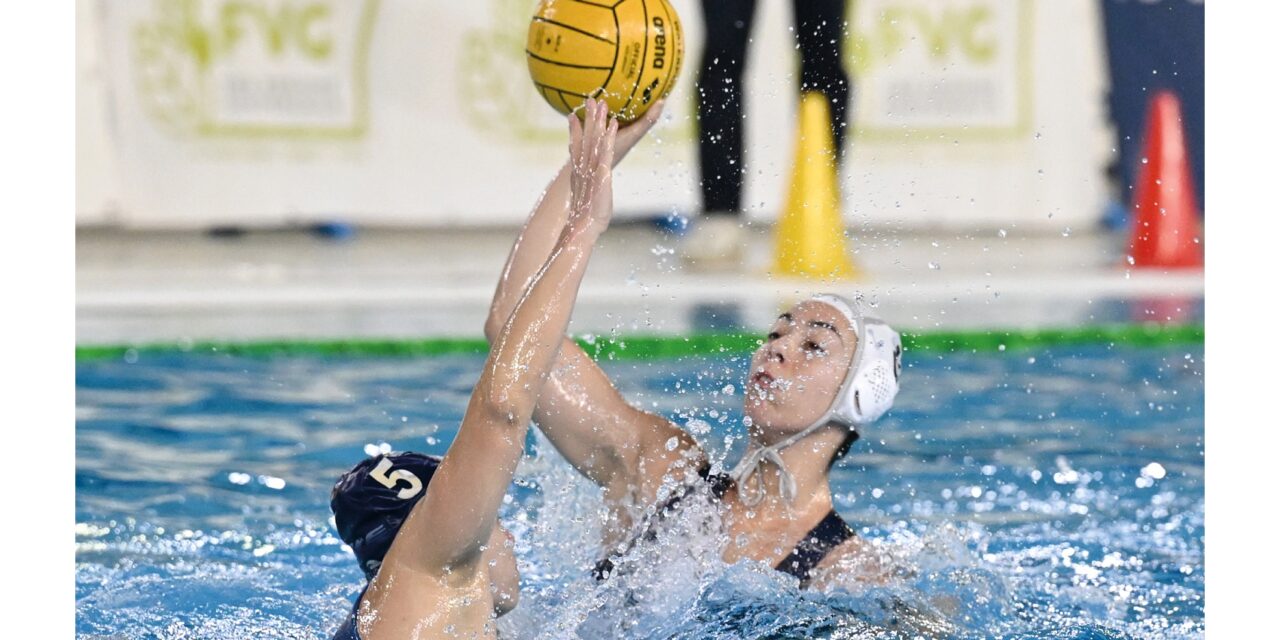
[827,429,860,470]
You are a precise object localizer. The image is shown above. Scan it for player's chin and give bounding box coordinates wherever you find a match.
[743,395,778,428]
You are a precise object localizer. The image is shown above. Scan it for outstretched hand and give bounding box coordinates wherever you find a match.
[611,99,665,167]
[566,97,617,240]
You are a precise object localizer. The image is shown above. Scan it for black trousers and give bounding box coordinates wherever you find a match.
[696,0,851,216]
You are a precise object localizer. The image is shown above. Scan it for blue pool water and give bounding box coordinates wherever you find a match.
[76,343,1204,639]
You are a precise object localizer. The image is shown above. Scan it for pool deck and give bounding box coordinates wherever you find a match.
[76,223,1204,346]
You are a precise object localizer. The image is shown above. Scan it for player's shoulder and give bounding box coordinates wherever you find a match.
[635,412,707,467]
[810,533,894,588]
[630,416,707,495]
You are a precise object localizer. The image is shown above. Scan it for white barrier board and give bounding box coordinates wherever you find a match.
[77,0,1111,230]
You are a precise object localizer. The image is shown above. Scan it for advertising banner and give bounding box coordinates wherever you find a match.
[78,0,1111,230]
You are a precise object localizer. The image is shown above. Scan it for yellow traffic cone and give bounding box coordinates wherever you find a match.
[771,92,857,279]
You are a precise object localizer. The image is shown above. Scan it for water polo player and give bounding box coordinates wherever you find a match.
[486,102,902,588]
[329,98,623,639]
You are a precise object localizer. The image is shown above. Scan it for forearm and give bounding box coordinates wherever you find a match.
[484,163,647,482]
[485,176,684,491]
[485,227,598,421]
[486,99,664,340]
[403,228,601,574]
[483,104,689,494]
[485,161,573,341]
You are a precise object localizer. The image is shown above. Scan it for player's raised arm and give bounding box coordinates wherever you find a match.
[482,101,704,503]
[392,98,619,576]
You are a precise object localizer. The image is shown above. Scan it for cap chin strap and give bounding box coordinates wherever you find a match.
[731,295,878,508]
[730,419,846,507]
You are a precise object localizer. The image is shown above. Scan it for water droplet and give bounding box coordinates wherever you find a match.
[687,419,711,435]
[928,261,940,270]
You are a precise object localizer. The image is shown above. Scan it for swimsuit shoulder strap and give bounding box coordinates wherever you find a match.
[774,510,856,587]
[592,464,732,581]
[697,463,734,501]
[654,463,731,518]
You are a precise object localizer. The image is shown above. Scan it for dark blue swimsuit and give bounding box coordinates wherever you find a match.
[330,586,366,640]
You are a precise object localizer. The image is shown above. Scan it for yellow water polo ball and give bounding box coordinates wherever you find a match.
[526,0,684,123]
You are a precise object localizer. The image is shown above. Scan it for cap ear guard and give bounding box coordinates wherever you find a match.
[832,318,902,426]
[808,294,902,429]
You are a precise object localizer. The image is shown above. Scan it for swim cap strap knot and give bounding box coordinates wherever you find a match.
[732,447,791,507]
[729,425,817,507]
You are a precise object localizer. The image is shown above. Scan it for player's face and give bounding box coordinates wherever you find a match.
[744,301,857,438]
[481,524,520,616]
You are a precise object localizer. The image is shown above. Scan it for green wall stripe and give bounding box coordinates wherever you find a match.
[75,324,1203,362]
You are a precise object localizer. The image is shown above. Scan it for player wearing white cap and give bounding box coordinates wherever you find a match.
[486,101,904,587]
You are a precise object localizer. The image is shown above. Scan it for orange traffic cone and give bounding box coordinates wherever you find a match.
[1128,90,1203,269]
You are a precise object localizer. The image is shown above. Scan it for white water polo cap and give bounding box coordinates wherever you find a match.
[731,294,903,506]
[807,294,902,429]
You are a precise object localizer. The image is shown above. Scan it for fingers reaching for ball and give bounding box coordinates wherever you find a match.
[566,98,618,239]
[568,98,615,180]
[613,99,665,167]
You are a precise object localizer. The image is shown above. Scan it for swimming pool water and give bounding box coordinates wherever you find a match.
[76,342,1204,639]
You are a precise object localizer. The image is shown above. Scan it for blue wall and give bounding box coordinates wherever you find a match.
[1101,0,1205,211]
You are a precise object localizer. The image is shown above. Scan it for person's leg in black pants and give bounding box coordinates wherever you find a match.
[792,0,852,165]
[696,0,758,217]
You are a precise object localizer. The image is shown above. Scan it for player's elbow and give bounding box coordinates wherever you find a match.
[479,389,533,428]
[483,313,505,345]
